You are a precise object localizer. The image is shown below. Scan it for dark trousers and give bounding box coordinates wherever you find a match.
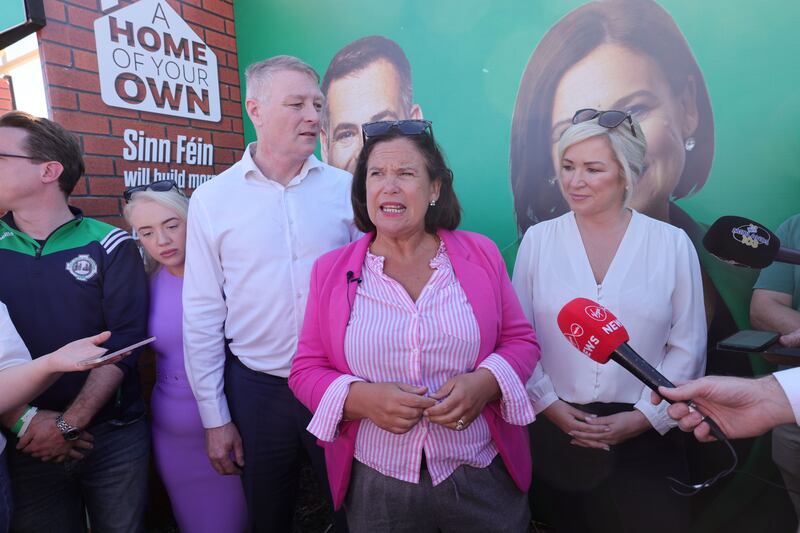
[226,357,347,533]
[529,402,689,533]
[7,417,149,533]
[0,449,10,533]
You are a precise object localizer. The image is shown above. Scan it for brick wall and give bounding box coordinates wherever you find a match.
[0,76,14,112]
[37,0,245,227]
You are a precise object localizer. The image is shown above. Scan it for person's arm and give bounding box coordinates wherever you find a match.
[182,196,243,475]
[656,373,795,441]
[0,332,114,413]
[426,236,538,430]
[182,195,231,429]
[751,290,800,334]
[632,232,707,435]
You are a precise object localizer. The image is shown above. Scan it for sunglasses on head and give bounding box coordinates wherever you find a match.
[361,119,434,144]
[123,180,181,202]
[572,108,637,138]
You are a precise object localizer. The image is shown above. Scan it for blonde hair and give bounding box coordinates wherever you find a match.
[245,55,320,101]
[557,117,647,206]
[123,188,189,274]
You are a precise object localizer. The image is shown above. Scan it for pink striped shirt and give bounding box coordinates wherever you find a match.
[306,242,534,485]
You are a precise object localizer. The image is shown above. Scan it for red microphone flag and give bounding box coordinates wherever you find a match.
[556,297,629,363]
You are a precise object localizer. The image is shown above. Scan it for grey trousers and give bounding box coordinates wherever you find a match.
[344,457,529,533]
[773,423,800,527]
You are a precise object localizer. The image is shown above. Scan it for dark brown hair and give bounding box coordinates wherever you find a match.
[0,111,85,196]
[352,128,461,234]
[509,0,714,231]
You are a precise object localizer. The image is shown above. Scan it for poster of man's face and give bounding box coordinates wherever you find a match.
[321,35,422,175]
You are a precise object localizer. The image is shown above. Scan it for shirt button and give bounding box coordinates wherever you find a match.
[296,293,302,299]
[292,254,298,261]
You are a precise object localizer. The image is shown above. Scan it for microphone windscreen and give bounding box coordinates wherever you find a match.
[557,298,629,364]
[703,216,779,269]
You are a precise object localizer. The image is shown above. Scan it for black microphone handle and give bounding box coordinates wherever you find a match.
[611,343,727,441]
[775,247,800,266]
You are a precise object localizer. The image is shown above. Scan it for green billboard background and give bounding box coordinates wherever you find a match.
[234,0,800,254]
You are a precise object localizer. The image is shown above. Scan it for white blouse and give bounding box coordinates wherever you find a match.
[512,210,706,434]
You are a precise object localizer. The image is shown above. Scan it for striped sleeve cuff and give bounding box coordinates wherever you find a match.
[306,374,365,441]
[478,354,536,425]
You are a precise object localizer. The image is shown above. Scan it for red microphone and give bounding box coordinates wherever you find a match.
[557,298,727,441]
[557,298,676,391]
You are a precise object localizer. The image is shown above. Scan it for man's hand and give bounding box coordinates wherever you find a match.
[424,370,500,431]
[653,375,795,441]
[541,400,611,450]
[205,422,244,475]
[16,410,93,462]
[344,382,436,434]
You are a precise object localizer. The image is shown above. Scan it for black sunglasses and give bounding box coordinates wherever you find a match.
[572,108,637,138]
[0,152,39,160]
[123,180,181,202]
[361,119,434,144]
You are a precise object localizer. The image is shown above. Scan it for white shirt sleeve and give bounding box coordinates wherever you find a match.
[634,231,707,434]
[512,228,559,414]
[0,303,31,371]
[774,367,800,425]
[182,195,231,429]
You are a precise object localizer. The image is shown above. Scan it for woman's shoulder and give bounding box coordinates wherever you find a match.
[521,212,573,243]
[635,210,691,242]
[314,234,371,274]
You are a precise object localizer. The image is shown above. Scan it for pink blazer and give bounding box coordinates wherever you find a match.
[289,229,540,509]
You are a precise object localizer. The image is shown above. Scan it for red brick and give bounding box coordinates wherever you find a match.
[67,5,98,30]
[226,52,238,69]
[77,93,139,118]
[83,135,122,156]
[65,0,101,9]
[183,4,226,32]
[231,117,242,133]
[202,0,234,19]
[221,98,241,117]
[71,197,122,217]
[71,177,88,196]
[84,155,116,175]
[43,0,68,23]
[45,65,99,92]
[49,87,79,110]
[89,177,126,196]
[219,66,240,86]
[39,42,72,67]
[73,49,99,72]
[224,19,236,37]
[204,29,236,53]
[213,148,236,164]
[110,119,166,139]
[229,85,240,102]
[40,22,96,52]
[53,110,110,134]
[212,131,243,149]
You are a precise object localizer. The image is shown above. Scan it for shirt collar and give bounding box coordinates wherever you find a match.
[241,142,323,186]
[365,239,450,276]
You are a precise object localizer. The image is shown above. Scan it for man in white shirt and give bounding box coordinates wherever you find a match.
[183,55,358,532]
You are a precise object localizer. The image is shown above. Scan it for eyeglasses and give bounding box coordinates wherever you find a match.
[123,180,181,202]
[0,152,38,160]
[572,108,637,138]
[361,119,434,143]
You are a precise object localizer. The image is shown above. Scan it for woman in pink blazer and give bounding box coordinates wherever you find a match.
[289,120,540,532]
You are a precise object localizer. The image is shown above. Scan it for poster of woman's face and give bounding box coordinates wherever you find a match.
[509,0,713,231]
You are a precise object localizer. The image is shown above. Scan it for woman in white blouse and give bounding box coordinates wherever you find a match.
[512,110,706,532]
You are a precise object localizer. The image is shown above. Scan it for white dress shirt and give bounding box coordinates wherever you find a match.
[512,210,706,434]
[775,367,800,425]
[183,144,360,428]
[0,302,32,453]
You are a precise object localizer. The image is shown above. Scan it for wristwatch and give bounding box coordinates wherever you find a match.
[55,415,82,441]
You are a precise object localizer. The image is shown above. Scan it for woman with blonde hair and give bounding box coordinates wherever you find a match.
[124,181,246,533]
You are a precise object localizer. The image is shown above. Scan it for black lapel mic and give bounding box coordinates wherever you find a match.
[346,271,362,284]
